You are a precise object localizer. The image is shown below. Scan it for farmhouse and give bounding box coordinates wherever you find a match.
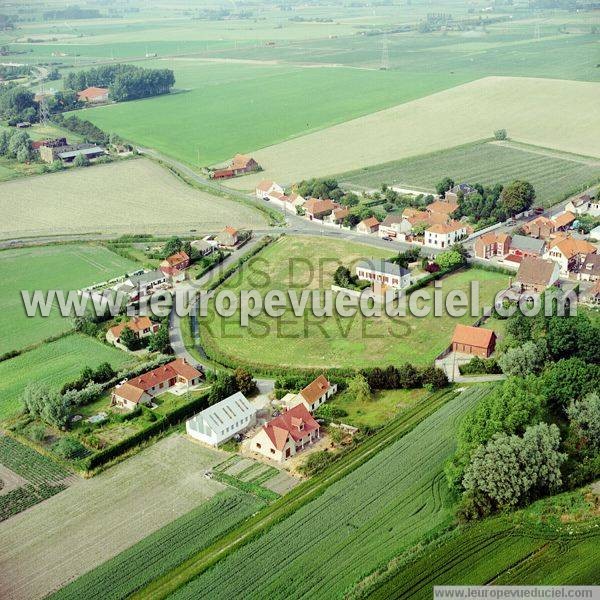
[106,316,159,346]
[509,235,545,258]
[111,358,202,411]
[424,221,467,248]
[216,226,239,247]
[303,198,339,220]
[444,183,476,203]
[356,216,380,234]
[451,324,496,358]
[186,391,257,447]
[356,258,411,290]
[474,232,511,259]
[426,199,459,218]
[545,237,597,275]
[576,253,600,281]
[77,86,109,103]
[250,403,320,462]
[231,154,260,175]
[32,137,67,152]
[160,251,190,281]
[515,256,560,292]
[255,180,284,199]
[39,142,105,164]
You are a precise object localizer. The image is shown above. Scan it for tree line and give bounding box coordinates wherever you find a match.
[64,64,175,102]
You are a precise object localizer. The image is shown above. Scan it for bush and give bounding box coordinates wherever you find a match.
[52,437,86,459]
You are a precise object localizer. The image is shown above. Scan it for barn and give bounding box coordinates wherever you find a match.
[451,324,496,358]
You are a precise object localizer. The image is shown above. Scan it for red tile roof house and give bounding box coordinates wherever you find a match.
[160,251,190,282]
[77,86,109,103]
[473,233,511,260]
[356,216,381,234]
[523,216,555,239]
[281,375,338,413]
[451,324,497,358]
[111,359,202,411]
[544,237,597,275]
[216,225,239,247]
[302,198,339,221]
[250,404,320,462]
[106,316,159,346]
[231,154,260,175]
[551,211,576,232]
[515,256,560,293]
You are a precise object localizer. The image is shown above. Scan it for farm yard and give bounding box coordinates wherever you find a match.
[223,77,600,190]
[160,386,489,599]
[0,434,73,523]
[338,140,600,207]
[0,435,227,600]
[51,489,265,600]
[358,489,600,598]
[0,243,139,356]
[198,236,509,370]
[0,335,133,421]
[0,158,267,239]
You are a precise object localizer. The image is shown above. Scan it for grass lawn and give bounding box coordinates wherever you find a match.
[223,76,600,189]
[76,60,471,168]
[198,236,510,370]
[328,388,429,428]
[0,158,267,239]
[0,334,134,421]
[338,140,600,207]
[0,243,139,355]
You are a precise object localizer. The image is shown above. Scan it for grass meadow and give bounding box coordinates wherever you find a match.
[0,334,133,420]
[198,236,510,370]
[0,159,267,239]
[224,76,600,189]
[338,140,600,206]
[0,244,138,355]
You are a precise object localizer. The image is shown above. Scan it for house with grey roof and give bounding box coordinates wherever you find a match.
[356,258,411,289]
[186,392,257,447]
[509,235,546,257]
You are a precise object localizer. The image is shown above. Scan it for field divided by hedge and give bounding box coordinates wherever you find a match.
[166,386,489,599]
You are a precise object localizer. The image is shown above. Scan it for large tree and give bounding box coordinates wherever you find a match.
[499,180,536,216]
[498,341,546,377]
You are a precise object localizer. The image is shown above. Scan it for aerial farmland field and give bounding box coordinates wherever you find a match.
[0,435,228,600]
[223,76,600,189]
[162,386,489,599]
[0,158,267,239]
[198,236,509,370]
[0,334,133,420]
[338,140,600,206]
[0,244,138,356]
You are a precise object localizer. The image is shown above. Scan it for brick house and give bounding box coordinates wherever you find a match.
[451,324,497,357]
[250,404,320,462]
[160,251,190,280]
[523,216,555,239]
[231,154,260,175]
[515,256,560,292]
[474,232,511,259]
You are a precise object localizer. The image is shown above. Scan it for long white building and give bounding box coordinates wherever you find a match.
[186,392,257,447]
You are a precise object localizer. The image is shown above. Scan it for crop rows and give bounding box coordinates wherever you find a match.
[51,489,265,600]
[168,386,489,600]
[0,482,67,523]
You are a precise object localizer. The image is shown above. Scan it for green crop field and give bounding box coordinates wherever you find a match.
[76,61,470,168]
[358,491,600,598]
[0,244,139,355]
[0,434,71,522]
[224,76,600,189]
[164,386,489,599]
[198,236,509,370]
[51,489,265,600]
[338,140,600,206]
[0,334,133,421]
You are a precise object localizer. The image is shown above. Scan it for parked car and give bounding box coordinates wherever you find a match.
[382,236,392,241]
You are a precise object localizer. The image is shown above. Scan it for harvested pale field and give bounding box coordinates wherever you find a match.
[0,159,266,239]
[0,435,227,600]
[224,76,600,189]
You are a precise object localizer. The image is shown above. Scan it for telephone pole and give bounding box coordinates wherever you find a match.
[380,34,390,71]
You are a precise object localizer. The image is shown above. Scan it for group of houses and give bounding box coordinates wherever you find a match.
[185,374,337,463]
[32,136,106,164]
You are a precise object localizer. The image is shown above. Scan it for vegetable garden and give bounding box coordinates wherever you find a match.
[0,434,71,522]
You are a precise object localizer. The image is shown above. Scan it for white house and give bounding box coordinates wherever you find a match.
[356,258,411,290]
[280,375,337,413]
[544,237,597,275]
[424,221,467,248]
[186,391,257,447]
[255,180,284,200]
